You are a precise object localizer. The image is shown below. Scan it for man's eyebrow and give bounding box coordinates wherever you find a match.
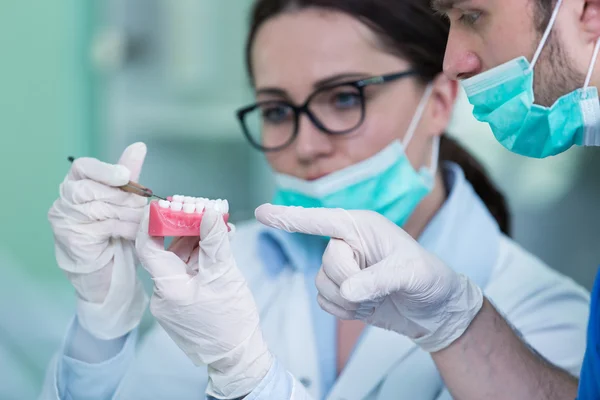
[431,0,468,13]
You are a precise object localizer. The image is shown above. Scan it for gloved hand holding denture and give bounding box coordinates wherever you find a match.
[255,204,484,353]
[47,142,149,340]
[136,203,273,399]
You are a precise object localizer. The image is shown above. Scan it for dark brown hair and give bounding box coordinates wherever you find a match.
[245,0,511,236]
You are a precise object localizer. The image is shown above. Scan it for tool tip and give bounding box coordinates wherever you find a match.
[67,156,75,163]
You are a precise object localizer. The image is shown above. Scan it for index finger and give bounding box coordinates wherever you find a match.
[254,204,355,240]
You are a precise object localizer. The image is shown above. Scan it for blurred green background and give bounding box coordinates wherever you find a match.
[0,1,95,396]
[1,1,600,398]
[0,0,95,280]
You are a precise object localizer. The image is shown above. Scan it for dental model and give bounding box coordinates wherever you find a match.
[148,195,231,237]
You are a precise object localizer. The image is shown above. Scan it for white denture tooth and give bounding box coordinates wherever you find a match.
[170,202,183,211]
[214,200,223,213]
[217,199,226,213]
[195,201,205,213]
[158,200,171,209]
[184,196,195,204]
[183,203,195,214]
[222,199,229,213]
[207,200,216,210]
[172,195,184,203]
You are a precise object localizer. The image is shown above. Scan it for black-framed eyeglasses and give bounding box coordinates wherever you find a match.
[236,70,419,152]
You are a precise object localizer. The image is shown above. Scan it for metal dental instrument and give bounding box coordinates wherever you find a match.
[68,156,167,201]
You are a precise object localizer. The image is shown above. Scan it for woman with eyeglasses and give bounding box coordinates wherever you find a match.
[41,0,590,399]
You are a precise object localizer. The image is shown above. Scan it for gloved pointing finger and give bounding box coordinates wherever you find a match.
[255,204,408,269]
[255,204,357,240]
[256,203,484,354]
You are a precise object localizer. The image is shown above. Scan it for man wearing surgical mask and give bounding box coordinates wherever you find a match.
[257,0,600,399]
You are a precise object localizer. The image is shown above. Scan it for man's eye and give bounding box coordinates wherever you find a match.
[458,11,482,26]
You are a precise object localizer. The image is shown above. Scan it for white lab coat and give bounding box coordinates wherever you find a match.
[39,165,590,400]
[39,226,590,400]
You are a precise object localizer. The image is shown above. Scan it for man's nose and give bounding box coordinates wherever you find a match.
[443,28,482,80]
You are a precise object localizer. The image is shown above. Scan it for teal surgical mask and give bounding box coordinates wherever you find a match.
[461,0,600,158]
[272,85,438,227]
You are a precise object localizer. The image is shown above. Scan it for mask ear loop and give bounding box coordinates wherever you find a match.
[583,38,600,92]
[427,135,440,179]
[401,83,439,183]
[528,0,563,73]
[402,83,434,149]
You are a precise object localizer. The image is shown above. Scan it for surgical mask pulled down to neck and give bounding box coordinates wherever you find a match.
[273,85,437,227]
[461,0,600,158]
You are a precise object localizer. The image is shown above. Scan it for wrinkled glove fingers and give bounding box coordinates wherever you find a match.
[168,236,200,263]
[322,239,361,286]
[340,256,407,303]
[60,179,148,207]
[50,213,142,242]
[317,294,356,320]
[315,267,359,311]
[67,157,131,186]
[93,219,142,241]
[198,209,232,265]
[187,247,200,274]
[64,201,145,223]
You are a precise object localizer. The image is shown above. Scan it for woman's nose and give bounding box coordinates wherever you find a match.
[293,114,335,163]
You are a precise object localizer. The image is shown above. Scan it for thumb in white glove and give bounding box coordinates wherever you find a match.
[256,204,483,353]
[136,207,273,399]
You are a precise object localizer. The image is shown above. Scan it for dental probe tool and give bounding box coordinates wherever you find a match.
[67,156,167,201]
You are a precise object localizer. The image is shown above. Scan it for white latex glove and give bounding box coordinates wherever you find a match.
[255,205,483,353]
[48,143,149,340]
[135,207,273,399]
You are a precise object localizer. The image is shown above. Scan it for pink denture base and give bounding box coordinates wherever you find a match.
[148,200,230,237]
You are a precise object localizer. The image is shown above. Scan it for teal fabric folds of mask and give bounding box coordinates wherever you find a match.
[461,0,600,158]
[272,85,437,227]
